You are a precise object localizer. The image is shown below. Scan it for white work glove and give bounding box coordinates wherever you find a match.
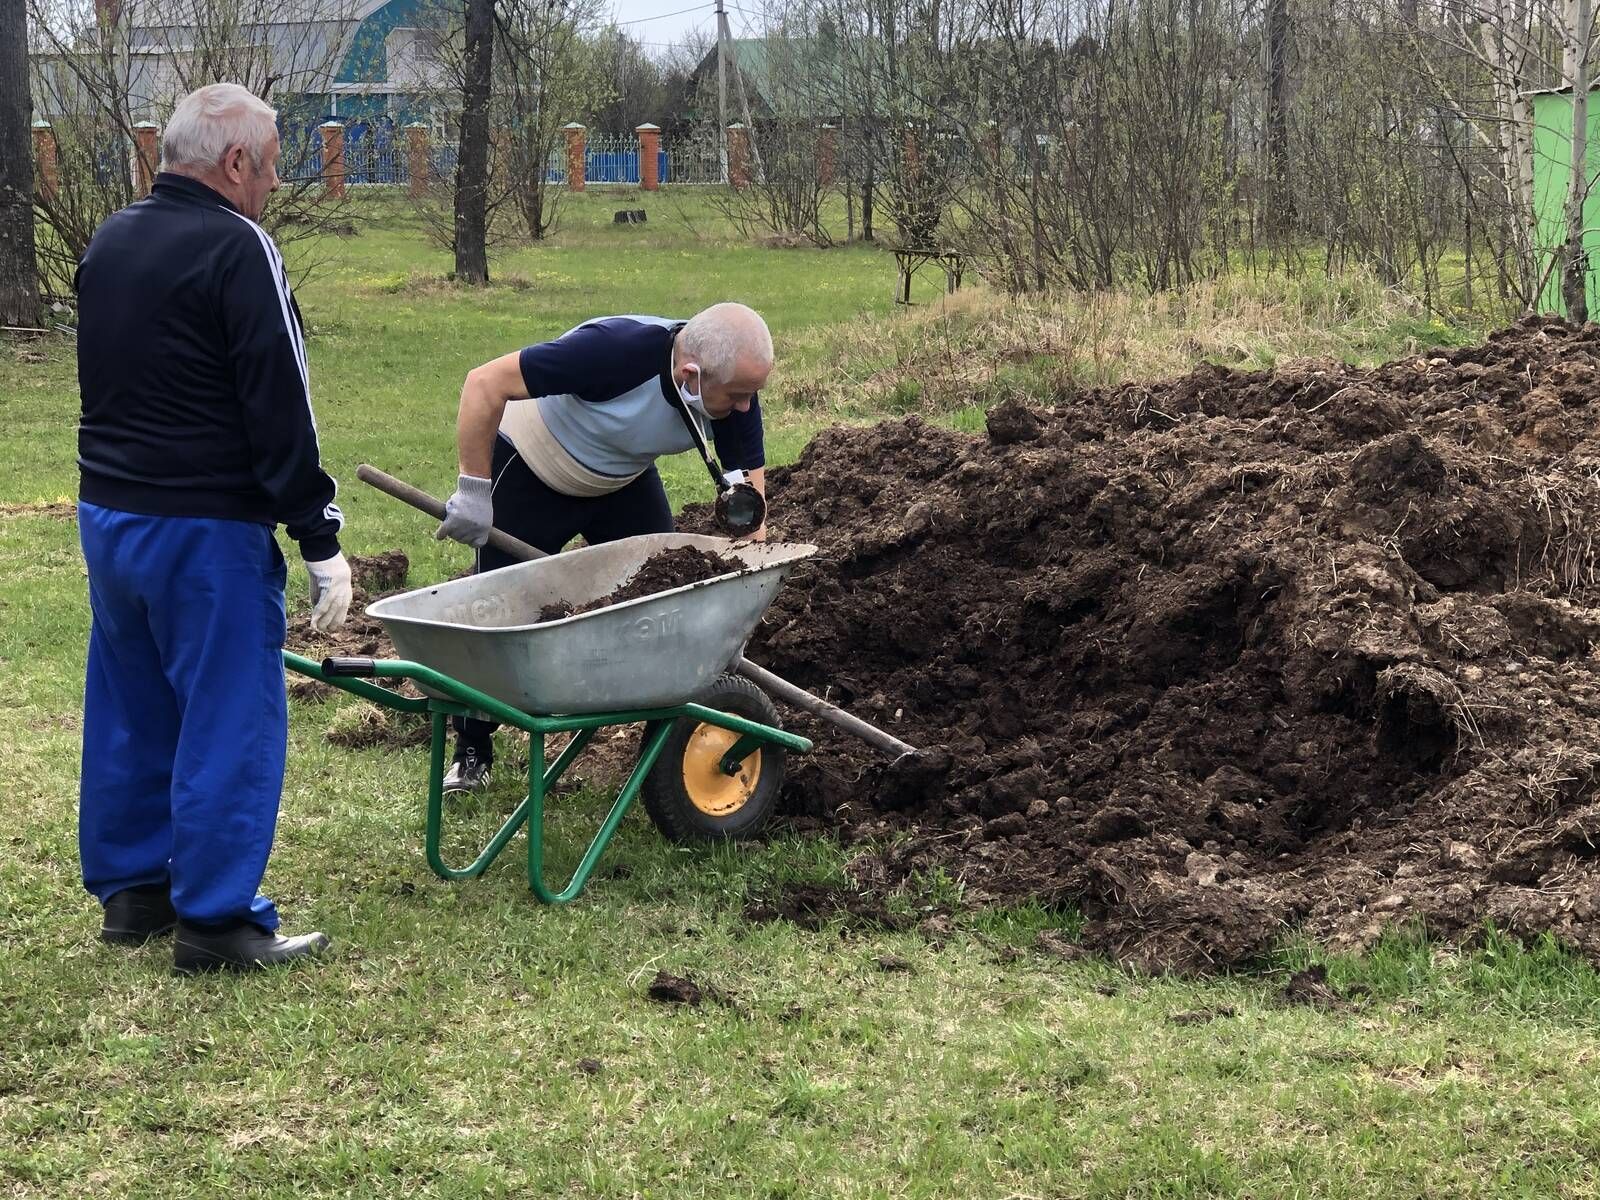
[305,553,353,634]
[434,474,494,547]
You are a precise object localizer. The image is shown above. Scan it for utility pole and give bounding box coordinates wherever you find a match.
[716,0,729,183]
[727,2,762,180]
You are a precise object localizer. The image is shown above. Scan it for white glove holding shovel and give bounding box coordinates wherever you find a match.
[306,553,353,633]
[434,474,495,547]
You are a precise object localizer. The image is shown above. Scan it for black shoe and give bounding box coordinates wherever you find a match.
[101,882,177,946]
[172,919,331,975]
[442,743,493,794]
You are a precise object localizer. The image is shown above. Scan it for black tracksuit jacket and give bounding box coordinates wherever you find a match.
[75,172,342,561]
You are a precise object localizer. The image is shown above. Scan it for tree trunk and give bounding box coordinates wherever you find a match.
[453,0,493,285]
[1480,5,1541,306]
[1264,0,1293,236]
[1563,0,1593,321]
[861,121,875,242]
[0,0,39,326]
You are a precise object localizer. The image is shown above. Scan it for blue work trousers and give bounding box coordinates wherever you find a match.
[78,502,288,929]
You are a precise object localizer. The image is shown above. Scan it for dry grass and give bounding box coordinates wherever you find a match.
[771,270,1474,419]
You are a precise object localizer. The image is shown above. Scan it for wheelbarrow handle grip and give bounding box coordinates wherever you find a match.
[322,656,378,677]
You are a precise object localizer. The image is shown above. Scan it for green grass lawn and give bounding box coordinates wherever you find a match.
[5,188,1596,1198]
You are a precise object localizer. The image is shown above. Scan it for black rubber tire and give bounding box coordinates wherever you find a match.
[641,673,786,842]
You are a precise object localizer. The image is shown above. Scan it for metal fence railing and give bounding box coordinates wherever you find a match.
[344,137,407,185]
[279,126,323,183]
[585,132,638,183]
[661,136,723,185]
[272,127,730,188]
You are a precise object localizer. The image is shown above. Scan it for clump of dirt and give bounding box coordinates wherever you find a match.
[646,970,702,1004]
[1277,964,1355,1009]
[537,546,742,622]
[645,969,728,1006]
[350,549,410,594]
[693,315,1600,973]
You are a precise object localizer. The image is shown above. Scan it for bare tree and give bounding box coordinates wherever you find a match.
[28,0,360,294]
[405,0,605,256]
[498,0,607,241]
[1264,0,1294,234]
[454,0,493,282]
[1560,0,1594,318]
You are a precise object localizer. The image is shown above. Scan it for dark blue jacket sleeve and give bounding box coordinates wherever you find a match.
[219,227,343,561]
[518,318,668,401]
[711,396,765,471]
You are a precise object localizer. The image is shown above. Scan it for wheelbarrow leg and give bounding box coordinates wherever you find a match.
[426,719,597,881]
[526,719,677,903]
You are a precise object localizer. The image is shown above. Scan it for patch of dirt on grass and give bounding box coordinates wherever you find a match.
[349,549,410,594]
[684,316,1600,974]
[0,501,75,520]
[324,700,429,750]
[743,882,911,932]
[286,549,411,661]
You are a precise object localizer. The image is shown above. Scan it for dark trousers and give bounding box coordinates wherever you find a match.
[455,435,674,755]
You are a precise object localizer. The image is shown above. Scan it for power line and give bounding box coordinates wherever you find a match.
[609,2,713,25]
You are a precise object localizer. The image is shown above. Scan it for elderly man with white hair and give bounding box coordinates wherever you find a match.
[432,304,774,792]
[74,83,348,972]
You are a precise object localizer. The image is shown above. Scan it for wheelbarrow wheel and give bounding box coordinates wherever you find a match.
[641,673,786,842]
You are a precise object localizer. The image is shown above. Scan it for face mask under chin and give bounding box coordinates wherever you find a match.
[679,368,712,420]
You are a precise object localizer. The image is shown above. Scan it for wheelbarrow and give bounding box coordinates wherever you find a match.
[283,533,817,903]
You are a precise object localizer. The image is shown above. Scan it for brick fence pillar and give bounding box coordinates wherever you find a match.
[319,121,345,199]
[406,123,429,198]
[563,122,586,191]
[32,120,58,202]
[817,123,836,189]
[133,121,159,197]
[727,123,750,190]
[636,123,660,190]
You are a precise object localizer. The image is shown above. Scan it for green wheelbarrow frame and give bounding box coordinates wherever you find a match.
[284,651,812,903]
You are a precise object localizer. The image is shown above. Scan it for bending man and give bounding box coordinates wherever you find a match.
[433,304,772,791]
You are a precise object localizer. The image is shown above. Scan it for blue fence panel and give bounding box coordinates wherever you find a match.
[340,120,408,184]
[279,126,324,183]
[430,144,459,181]
[585,139,638,183]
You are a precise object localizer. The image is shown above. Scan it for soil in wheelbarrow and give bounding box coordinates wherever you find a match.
[679,315,1600,974]
[536,545,743,622]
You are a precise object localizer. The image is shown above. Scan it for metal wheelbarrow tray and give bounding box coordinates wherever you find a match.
[282,533,817,904]
[365,532,817,714]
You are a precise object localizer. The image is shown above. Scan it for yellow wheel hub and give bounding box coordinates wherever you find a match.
[682,723,761,817]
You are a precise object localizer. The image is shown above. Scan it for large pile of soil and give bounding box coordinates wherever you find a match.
[729,316,1600,972]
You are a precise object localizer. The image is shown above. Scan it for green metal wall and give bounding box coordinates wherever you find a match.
[1532,90,1600,315]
